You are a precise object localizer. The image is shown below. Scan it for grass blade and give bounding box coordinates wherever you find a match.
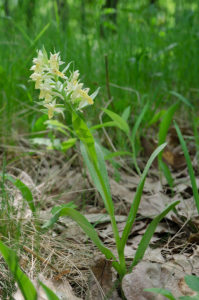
[39,281,60,300]
[158,102,179,152]
[170,91,193,108]
[102,108,130,134]
[32,23,50,47]
[130,102,149,175]
[158,102,179,185]
[90,121,116,131]
[120,143,167,251]
[130,200,179,270]
[175,122,199,213]
[0,241,37,300]
[144,288,176,300]
[159,160,174,189]
[0,174,35,213]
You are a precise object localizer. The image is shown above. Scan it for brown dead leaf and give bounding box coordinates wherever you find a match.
[141,126,191,170]
[87,255,120,300]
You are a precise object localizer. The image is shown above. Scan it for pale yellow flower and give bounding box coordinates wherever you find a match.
[43,100,64,119]
[49,53,65,78]
[30,73,43,89]
[79,89,93,105]
[31,50,45,73]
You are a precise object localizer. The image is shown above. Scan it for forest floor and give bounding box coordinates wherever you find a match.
[1,128,199,300]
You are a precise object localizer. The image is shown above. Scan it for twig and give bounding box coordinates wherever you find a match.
[110,82,141,104]
[23,245,60,273]
[99,98,116,153]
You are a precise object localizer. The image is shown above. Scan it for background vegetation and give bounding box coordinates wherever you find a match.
[1,0,199,139]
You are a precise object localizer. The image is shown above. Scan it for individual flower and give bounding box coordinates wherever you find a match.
[66,70,95,109]
[43,100,64,119]
[49,53,66,78]
[30,72,43,89]
[30,50,46,73]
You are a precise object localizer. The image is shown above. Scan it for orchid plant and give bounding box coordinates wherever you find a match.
[30,49,179,286]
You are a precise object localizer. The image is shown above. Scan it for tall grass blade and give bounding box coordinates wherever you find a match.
[53,0,60,28]
[120,143,167,251]
[32,23,50,47]
[0,241,37,300]
[174,122,199,213]
[130,102,149,175]
[158,102,179,185]
[170,91,193,108]
[158,102,179,154]
[12,20,32,44]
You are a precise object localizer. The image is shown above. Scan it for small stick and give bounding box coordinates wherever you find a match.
[23,245,60,273]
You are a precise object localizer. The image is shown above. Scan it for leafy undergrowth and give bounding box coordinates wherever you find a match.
[0,127,199,300]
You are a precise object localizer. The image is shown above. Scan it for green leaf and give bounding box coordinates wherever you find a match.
[105,151,132,160]
[0,241,37,300]
[80,142,114,216]
[144,288,176,300]
[179,296,199,300]
[121,106,131,122]
[147,109,166,127]
[102,108,130,134]
[90,121,116,131]
[170,91,193,108]
[45,119,73,136]
[51,202,77,214]
[158,102,179,148]
[32,114,48,133]
[39,281,60,300]
[42,207,119,267]
[158,103,179,186]
[30,137,56,146]
[131,103,149,175]
[130,200,179,270]
[120,143,167,252]
[1,174,35,212]
[175,122,199,213]
[158,102,179,176]
[184,275,199,292]
[61,138,77,151]
[159,160,174,189]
